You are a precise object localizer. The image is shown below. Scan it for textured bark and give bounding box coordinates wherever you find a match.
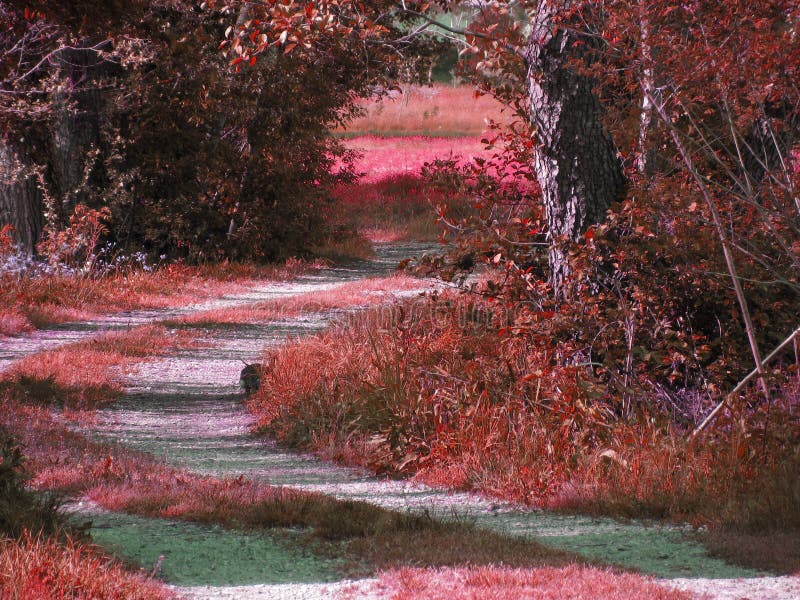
[48,43,116,219]
[742,106,799,189]
[635,5,658,176]
[0,142,43,254]
[525,1,626,294]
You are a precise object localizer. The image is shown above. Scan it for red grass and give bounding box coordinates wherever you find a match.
[339,84,508,137]
[86,474,310,528]
[0,531,175,599]
[332,137,492,241]
[362,565,691,600]
[2,325,198,409]
[0,391,176,494]
[249,292,800,535]
[174,275,431,325]
[0,258,317,333]
[0,308,34,336]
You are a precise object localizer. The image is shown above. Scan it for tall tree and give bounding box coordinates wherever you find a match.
[523,1,625,291]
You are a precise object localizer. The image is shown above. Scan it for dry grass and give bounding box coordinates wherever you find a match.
[361,565,691,600]
[331,174,446,243]
[0,384,580,580]
[0,309,34,336]
[339,85,508,137]
[1,325,198,409]
[250,291,800,573]
[0,532,175,599]
[171,275,431,326]
[700,530,800,575]
[0,258,317,333]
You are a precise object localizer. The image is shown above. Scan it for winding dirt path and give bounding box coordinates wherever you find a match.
[3,243,798,599]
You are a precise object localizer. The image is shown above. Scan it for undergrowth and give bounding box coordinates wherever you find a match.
[250,291,800,572]
[331,174,444,242]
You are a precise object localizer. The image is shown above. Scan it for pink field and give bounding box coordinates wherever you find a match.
[340,84,508,137]
[343,136,492,183]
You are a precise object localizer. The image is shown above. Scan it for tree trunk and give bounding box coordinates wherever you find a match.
[525,0,626,294]
[0,142,43,254]
[635,3,658,176]
[48,42,116,222]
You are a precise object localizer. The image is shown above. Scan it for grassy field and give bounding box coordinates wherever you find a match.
[338,84,508,138]
[327,85,504,242]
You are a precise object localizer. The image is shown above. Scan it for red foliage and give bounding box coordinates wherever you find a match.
[0,225,14,256]
[0,532,175,599]
[37,205,112,272]
[369,565,690,600]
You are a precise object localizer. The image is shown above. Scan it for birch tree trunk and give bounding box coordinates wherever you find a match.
[525,0,626,294]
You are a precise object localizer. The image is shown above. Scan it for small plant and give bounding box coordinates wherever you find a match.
[36,204,112,274]
[0,427,62,538]
[0,224,15,257]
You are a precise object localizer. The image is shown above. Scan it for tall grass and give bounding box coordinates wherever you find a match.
[331,174,445,243]
[0,532,175,599]
[250,291,800,571]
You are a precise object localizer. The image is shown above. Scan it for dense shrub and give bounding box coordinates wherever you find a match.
[0,1,406,262]
[0,426,62,538]
[252,289,800,531]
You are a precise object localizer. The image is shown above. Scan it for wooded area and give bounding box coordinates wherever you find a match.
[1,1,799,596]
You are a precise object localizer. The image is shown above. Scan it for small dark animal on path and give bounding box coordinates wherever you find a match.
[239,362,264,394]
